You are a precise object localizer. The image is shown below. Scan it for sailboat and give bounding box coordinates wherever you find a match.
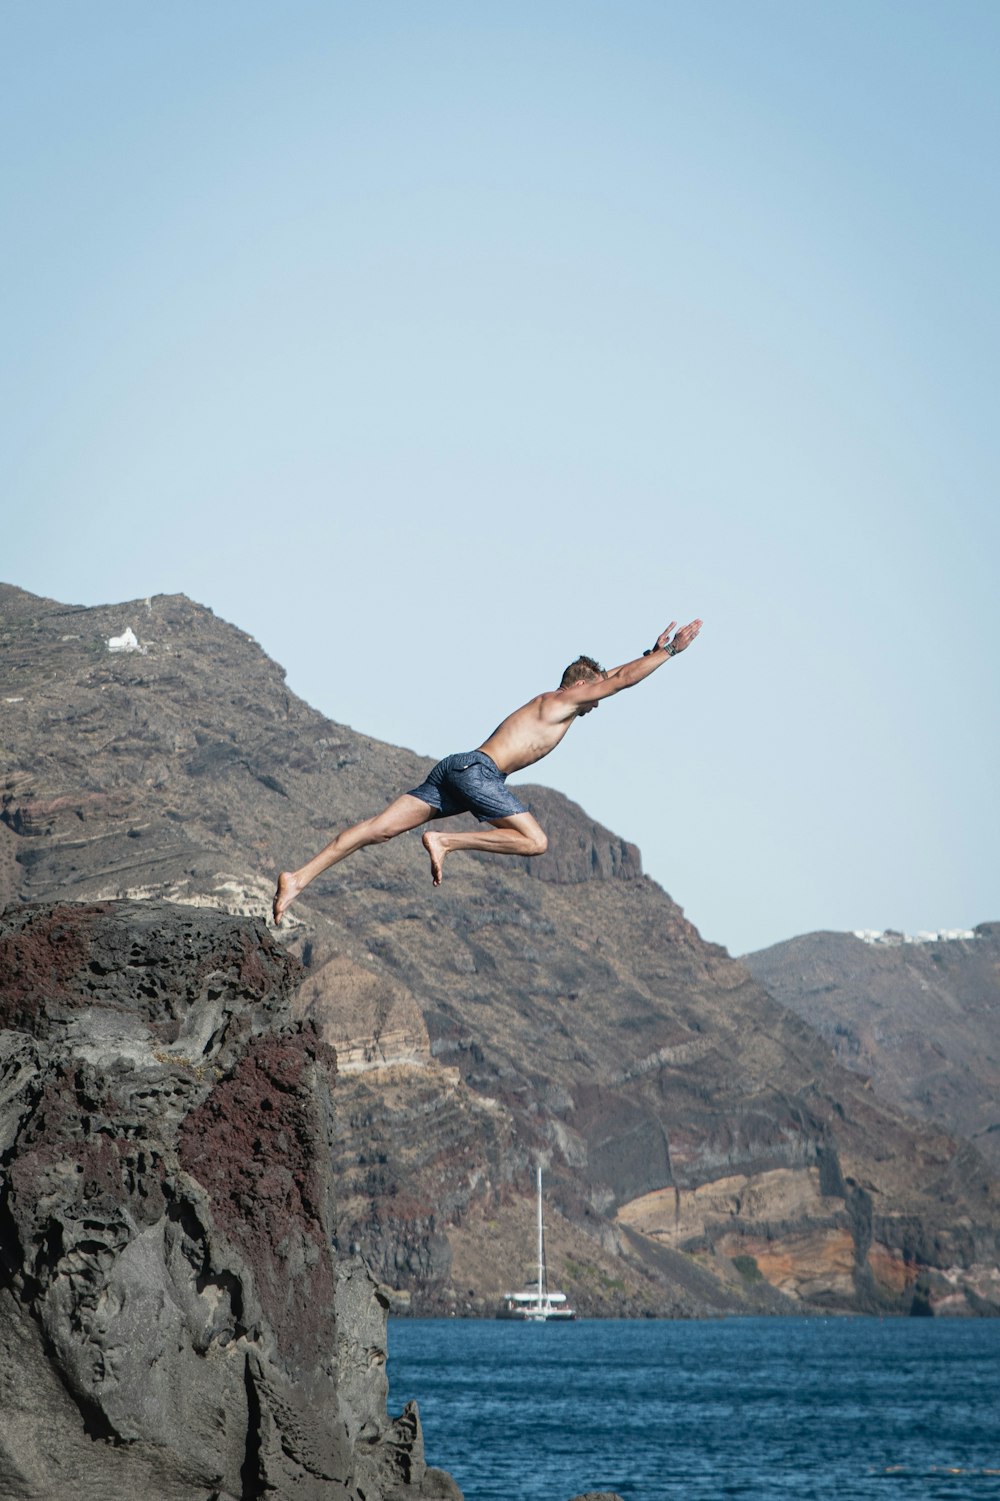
[496,1167,576,1321]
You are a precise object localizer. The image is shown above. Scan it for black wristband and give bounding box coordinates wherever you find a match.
[644,642,677,658]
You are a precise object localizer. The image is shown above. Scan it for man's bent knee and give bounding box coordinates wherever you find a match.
[516,822,547,856]
[491,813,547,857]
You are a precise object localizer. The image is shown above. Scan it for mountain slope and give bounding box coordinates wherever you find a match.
[744,928,1000,1171]
[3,582,999,1316]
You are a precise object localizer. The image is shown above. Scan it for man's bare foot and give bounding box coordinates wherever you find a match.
[422,831,446,886]
[272,871,301,924]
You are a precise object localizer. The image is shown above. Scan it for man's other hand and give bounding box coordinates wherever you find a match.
[657,619,703,653]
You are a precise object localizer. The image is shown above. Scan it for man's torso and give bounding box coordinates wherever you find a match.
[478,693,575,775]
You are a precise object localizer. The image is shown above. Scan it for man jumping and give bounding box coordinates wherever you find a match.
[272,617,702,923]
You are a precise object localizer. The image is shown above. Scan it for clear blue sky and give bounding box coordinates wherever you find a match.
[4,2,998,954]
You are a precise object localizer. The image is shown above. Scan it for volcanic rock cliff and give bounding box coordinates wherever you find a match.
[0,898,460,1501]
[3,583,1000,1317]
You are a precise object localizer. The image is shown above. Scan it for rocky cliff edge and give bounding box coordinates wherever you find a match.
[0,898,461,1501]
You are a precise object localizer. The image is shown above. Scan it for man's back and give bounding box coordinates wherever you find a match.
[478,692,583,776]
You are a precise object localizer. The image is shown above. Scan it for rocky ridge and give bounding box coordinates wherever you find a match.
[743,927,1000,1171]
[2,582,1000,1317]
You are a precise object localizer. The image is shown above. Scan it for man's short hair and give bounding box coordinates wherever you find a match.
[560,655,606,689]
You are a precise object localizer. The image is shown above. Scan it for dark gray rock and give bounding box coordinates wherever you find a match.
[0,899,461,1500]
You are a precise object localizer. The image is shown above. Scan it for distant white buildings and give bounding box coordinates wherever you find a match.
[107,627,145,654]
[852,928,976,946]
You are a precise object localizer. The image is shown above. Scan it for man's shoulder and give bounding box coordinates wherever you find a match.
[507,690,556,715]
[495,692,562,731]
[532,688,578,723]
[528,689,564,713]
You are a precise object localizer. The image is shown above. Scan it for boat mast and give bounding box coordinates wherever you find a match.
[536,1165,544,1312]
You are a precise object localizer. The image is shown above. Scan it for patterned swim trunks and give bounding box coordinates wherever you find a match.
[407,750,528,823]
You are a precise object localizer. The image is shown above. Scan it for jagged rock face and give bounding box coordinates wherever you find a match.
[743,928,1000,1171]
[0,900,460,1501]
[3,584,1000,1319]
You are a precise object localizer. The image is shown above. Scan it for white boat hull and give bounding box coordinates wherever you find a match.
[496,1299,576,1322]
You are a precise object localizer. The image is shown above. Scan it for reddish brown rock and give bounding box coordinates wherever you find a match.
[178,1031,338,1371]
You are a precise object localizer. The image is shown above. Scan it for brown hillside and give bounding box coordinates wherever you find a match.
[744,928,1000,1170]
[3,583,998,1316]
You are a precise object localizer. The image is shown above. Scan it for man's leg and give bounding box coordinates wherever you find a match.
[422,811,548,887]
[273,794,436,922]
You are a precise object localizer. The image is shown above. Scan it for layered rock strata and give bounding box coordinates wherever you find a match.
[3,585,1000,1318]
[0,899,460,1501]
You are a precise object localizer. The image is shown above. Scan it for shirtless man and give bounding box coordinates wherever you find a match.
[272,617,702,923]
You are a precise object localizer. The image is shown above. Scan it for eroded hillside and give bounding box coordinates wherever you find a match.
[3,583,998,1315]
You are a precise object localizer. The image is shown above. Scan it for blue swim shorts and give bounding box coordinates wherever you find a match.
[407,750,528,823]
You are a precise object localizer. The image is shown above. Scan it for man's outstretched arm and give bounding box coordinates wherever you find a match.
[555,618,703,710]
[604,619,702,682]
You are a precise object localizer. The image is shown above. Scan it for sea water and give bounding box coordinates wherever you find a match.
[388,1317,1000,1501]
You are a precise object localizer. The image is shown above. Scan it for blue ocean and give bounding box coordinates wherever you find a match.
[388,1317,1000,1501]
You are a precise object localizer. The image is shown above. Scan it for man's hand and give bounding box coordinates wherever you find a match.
[655,619,703,653]
[587,617,705,700]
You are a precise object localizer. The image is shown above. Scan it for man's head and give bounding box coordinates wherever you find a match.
[560,656,606,690]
